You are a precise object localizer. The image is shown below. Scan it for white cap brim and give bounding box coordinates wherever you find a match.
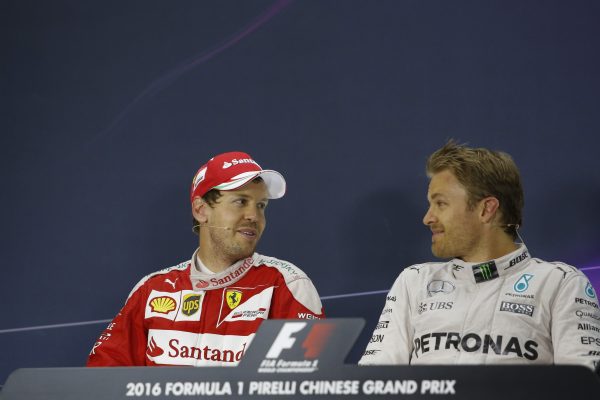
[213,170,286,199]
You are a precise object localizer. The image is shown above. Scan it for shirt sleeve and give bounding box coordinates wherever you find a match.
[86,286,148,366]
[359,270,414,365]
[270,276,325,319]
[551,271,600,370]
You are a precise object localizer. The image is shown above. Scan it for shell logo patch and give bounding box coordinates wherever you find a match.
[226,290,243,309]
[149,296,177,314]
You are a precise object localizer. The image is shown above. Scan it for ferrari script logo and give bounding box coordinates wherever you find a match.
[226,290,243,309]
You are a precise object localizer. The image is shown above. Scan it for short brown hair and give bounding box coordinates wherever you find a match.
[426,140,524,238]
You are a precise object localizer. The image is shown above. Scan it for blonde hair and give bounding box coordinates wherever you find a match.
[426,140,524,238]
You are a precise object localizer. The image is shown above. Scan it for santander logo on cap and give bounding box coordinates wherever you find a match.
[222,158,259,169]
[190,151,286,202]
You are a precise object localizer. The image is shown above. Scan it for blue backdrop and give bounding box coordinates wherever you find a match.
[2,0,600,385]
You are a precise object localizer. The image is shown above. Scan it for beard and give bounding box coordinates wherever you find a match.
[431,226,480,260]
[208,226,260,264]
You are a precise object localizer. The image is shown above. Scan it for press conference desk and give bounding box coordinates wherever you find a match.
[2,319,598,399]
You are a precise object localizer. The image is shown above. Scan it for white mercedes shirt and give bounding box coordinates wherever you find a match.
[359,245,600,369]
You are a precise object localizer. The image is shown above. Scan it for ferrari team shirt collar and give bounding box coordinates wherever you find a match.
[189,248,256,291]
[194,254,216,275]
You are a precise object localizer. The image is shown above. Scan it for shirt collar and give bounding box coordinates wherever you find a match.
[194,253,216,275]
[451,244,530,284]
[189,248,255,290]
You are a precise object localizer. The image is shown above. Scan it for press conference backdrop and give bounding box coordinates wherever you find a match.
[2,0,600,386]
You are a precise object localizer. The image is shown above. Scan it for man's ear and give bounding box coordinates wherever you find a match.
[192,197,209,224]
[479,197,500,224]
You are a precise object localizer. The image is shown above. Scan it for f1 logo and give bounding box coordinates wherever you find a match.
[264,321,335,360]
[265,322,306,358]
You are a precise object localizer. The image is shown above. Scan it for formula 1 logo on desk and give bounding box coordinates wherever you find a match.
[258,321,334,373]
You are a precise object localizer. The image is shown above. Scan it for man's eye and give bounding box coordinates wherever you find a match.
[436,201,446,207]
[257,202,267,210]
[234,199,247,206]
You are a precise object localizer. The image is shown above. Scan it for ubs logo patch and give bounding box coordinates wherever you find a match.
[417,301,453,315]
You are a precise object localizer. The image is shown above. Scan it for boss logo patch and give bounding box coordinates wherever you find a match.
[499,301,534,317]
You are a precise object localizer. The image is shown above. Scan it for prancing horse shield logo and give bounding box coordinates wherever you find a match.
[226,290,243,309]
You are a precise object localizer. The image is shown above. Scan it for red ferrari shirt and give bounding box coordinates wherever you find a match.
[87,251,324,366]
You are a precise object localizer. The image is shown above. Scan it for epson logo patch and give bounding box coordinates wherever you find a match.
[500,301,534,317]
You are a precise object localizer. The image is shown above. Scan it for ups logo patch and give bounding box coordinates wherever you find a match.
[182,294,201,316]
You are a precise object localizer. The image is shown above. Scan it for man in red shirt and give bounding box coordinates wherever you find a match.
[88,151,324,366]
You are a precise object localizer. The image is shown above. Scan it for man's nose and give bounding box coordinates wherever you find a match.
[423,207,435,226]
[244,206,258,221]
